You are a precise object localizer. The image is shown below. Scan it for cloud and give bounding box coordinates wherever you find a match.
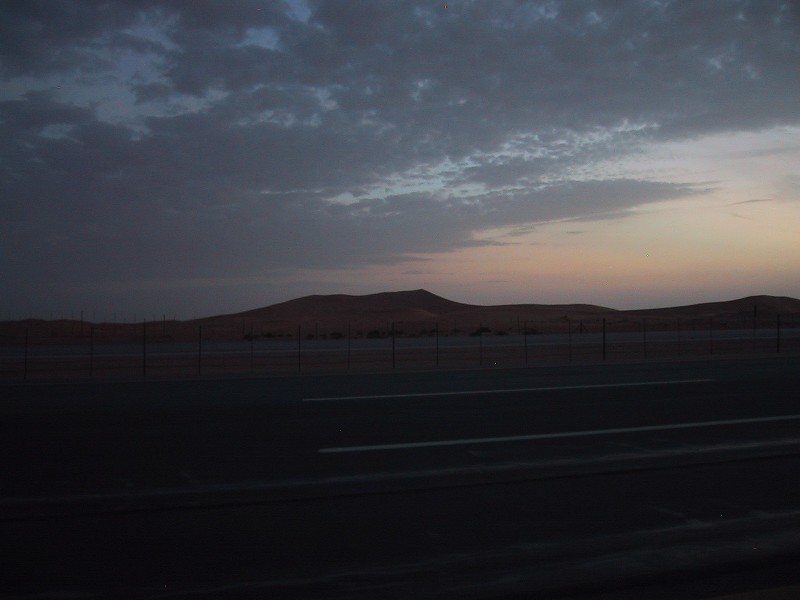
[1,0,799,315]
[729,198,774,206]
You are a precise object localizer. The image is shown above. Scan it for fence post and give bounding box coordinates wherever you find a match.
[435,321,439,367]
[142,319,147,378]
[347,323,352,370]
[298,324,301,372]
[23,328,29,380]
[677,319,681,355]
[777,314,781,353]
[709,317,713,355]
[523,320,528,367]
[567,317,572,362]
[479,322,483,367]
[89,325,94,377]
[642,319,647,359]
[392,321,396,368]
[197,325,202,376]
[602,318,606,360]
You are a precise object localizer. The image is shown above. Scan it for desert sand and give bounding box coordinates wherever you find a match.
[2,289,799,344]
[2,290,798,380]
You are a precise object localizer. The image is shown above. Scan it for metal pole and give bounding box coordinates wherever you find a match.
[435,321,439,367]
[523,320,528,367]
[677,318,681,355]
[23,328,28,380]
[709,317,713,355]
[567,317,572,363]
[250,336,254,372]
[479,322,483,367]
[89,325,94,377]
[198,325,202,376]
[298,324,301,372]
[777,314,781,353]
[392,321,396,369]
[643,319,647,359]
[602,318,606,360]
[142,319,147,378]
[347,323,351,370]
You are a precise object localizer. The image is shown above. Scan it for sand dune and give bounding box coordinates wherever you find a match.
[229,289,473,324]
[197,289,800,338]
[2,290,799,343]
[218,289,799,325]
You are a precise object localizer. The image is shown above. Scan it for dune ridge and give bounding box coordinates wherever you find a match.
[213,289,799,325]
[2,290,799,343]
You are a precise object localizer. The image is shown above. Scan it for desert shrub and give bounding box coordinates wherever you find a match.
[469,326,492,336]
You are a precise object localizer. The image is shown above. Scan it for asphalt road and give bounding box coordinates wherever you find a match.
[2,355,800,599]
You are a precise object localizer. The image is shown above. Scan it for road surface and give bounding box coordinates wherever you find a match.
[2,355,800,598]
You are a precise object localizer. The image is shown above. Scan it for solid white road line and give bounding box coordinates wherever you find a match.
[318,413,800,453]
[304,379,714,402]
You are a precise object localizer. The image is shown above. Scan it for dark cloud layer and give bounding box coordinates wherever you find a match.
[2,1,798,316]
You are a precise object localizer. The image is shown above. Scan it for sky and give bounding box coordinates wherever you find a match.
[2,0,799,321]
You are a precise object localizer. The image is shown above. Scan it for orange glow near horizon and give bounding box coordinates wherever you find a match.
[350,192,800,309]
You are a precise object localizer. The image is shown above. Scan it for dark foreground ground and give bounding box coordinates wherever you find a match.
[2,325,798,381]
[2,355,800,598]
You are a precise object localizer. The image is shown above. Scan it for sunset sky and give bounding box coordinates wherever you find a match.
[2,1,799,320]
